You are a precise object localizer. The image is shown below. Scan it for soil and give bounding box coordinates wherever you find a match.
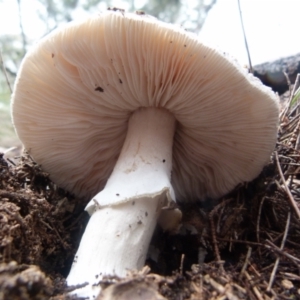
[1,59,300,299]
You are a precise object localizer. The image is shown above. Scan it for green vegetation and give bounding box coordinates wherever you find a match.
[290,86,300,108]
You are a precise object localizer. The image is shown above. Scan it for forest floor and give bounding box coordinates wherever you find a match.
[0,59,300,299]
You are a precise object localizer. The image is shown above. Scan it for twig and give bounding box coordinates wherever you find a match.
[256,197,266,244]
[39,219,53,230]
[290,74,300,112]
[275,151,300,219]
[239,247,252,279]
[280,73,300,121]
[283,71,292,95]
[209,217,224,272]
[248,264,278,298]
[0,190,31,203]
[0,49,12,93]
[244,271,264,300]
[265,239,300,264]
[179,253,185,275]
[3,207,25,228]
[190,281,203,300]
[280,272,300,281]
[207,236,264,247]
[52,224,68,250]
[65,282,89,292]
[280,112,300,130]
[267,211,291,291]
[203,275,240,300]
[64,211,85,230]
[288,117,300,147]
[237,0,252,73]
[231,283,246,294]
[16,0,27,55]
[198,247,207,267]
[209,199,233,272]
[139,265,151,276]
[40,219,68,250]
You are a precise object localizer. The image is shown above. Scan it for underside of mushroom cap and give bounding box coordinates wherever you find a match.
[11,10,279,202]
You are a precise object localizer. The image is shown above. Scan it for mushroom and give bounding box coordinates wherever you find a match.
[11,10,279,299]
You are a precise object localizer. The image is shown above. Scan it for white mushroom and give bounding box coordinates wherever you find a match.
[11,11,279,299]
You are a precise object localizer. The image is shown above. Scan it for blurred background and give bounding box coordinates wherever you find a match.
[0,0,299,149]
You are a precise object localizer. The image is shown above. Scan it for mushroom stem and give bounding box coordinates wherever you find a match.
[67,107,176,298]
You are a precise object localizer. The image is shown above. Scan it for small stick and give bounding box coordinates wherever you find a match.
[265,240,300,264]
[288,117,300,147]
[249,264,261,278]
[65,211,85,230]
[209,213,222,268]
[198,247,207,267]
[280,73,300,121]
[209,199,233,272]
[244,271,264,300]
[249,264,277,298]
[139,265,151,276]
[231,283,246,294]
[39,219,53,230]
[281,112,300,129]
[204,235,264,247]
[267,211,291,291]
[65,282,89,292]
[256,197,266,244]
[55,228,68,251]
[0,49,12,93]
[204,275,239,300]
[4,207,26,228]
[290,74,300,112]
[275,151,300,219]
[239,246,252,279]
[179,253,185,275]
[283,71,292,95]
[237,0,252,73]
[280,272,300,281]
[197,248,206,300]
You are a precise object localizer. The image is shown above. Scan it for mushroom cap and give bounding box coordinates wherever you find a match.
[11,11,279,202]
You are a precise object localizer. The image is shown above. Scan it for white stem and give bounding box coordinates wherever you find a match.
[67,108,176,299]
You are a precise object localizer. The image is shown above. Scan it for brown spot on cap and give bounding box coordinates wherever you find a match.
[95,86,104,92]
